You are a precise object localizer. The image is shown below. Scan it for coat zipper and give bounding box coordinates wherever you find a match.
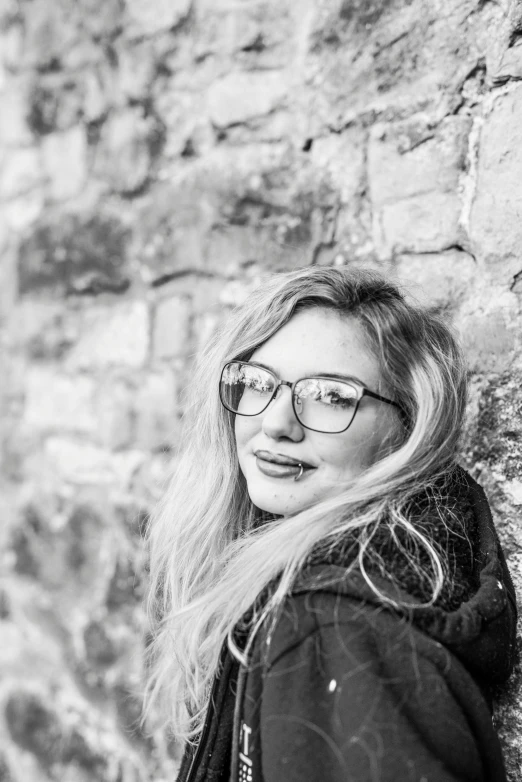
[185,642,227,782]
[229,661,247,782]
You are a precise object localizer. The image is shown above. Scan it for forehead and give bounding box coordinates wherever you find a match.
[250,308,382,387]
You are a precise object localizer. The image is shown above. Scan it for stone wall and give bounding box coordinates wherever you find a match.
[1,0,522,779]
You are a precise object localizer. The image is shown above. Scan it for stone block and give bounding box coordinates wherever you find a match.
[133,368,179,450]
[73,0,123,39]
[470,85,522,264]
[477,0,522,85]
[0,14,24,72]
[205,218,318,272]
[155,90,214,159]
[3,191,44,232]
[18,212,131,296]
[310,128,365,204]
[457,302,518,374]
[368,116,470,206]
[207,71,288,127]
[133,182,209,282]
[0,147,43,199]
[66,301,149,370]
[5,688,109,774]
[10,506,41,579]
[224,109,297,145]
[374,191,462,258]
[305,0,479,134]
[194,0,297,69]
[369,115,470,258]
[152,296,192,360]
[96,377,135,450]
[0,240,17,325]
[10,501,110,597]
[125,0,191,35]
[196,150,338,271]
[491,44,522,84]
[92,108,165,195]
[41,126,88,201]
[206,224,261,272]
[23,367,97,434]
[0,752,13,782]
[22,0,78,70]
[26,75,84,136]
[5,300,79,359]
[114,37,157,102]
[0,588,11,620]
[83,619,119,668]
[43,437,146,487]
[82,66,112,123]
[0,82,33,145]
[152,275,226,316]
[5,690,64,765]
[106,557,144,610]
[395,249,476,309]
[62,503,106,583]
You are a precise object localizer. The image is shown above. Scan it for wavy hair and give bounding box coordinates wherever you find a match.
[144,266,468,741]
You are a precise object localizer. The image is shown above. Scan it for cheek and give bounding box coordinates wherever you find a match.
[316,438,361,472]
[316,417,389,472]
[234,416,258,453]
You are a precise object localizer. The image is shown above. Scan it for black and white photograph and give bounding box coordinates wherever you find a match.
[0,1,521,780]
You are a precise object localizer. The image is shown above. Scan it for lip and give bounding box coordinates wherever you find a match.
[253,450,316,480]
[255,457,303,479]
[254,450,313,468]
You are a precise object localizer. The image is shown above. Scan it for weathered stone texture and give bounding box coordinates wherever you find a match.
[395,249,477,309]
[304,0,481,135]
[66,301,149,370]
[369,116,470,257]
[153,296,192,360]
[125,0,190,36]
[18,212,131,296]
[92,108,165,195]
[207,71,289,128]
[41,127,88,201]
[470,85,522,269]
[2,0,522,779]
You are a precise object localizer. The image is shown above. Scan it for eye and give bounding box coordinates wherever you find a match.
[242,367,273,395]
[325,391,354,406]
[296,379,358,409]
[321,389,356,408]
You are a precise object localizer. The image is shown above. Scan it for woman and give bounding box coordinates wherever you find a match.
[145,267,517,782]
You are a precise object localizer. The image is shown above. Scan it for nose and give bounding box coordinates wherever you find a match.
[261,385,304,442]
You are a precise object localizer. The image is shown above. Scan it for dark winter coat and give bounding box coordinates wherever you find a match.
[176,469,518,782]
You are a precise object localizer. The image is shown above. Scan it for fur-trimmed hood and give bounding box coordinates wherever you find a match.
[294,467,517,687]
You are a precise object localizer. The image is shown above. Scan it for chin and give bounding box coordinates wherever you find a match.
[250,493,288,517]
[247,481,307,518]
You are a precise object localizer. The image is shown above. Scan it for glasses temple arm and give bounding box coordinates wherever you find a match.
[363,388,401,409]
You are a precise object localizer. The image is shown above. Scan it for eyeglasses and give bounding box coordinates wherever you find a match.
[219,361,400,434]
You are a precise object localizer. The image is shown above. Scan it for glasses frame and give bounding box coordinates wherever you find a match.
[219,360,401,434]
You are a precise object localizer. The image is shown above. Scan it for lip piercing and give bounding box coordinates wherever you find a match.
[294,463,304,481]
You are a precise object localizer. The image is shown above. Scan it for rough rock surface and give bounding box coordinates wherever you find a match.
[1,0,522,780]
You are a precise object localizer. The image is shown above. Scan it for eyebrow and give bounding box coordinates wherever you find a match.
[250,360,370,388]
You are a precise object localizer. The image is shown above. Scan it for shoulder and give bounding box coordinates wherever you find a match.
[260,587,430,674]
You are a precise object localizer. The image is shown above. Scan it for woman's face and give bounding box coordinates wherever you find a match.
[235,308,399,517]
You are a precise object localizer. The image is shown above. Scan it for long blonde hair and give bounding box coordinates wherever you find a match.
[144,267,467,741]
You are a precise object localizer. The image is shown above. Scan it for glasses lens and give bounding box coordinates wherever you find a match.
[220,362,276,416]
[294,378,358,432]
